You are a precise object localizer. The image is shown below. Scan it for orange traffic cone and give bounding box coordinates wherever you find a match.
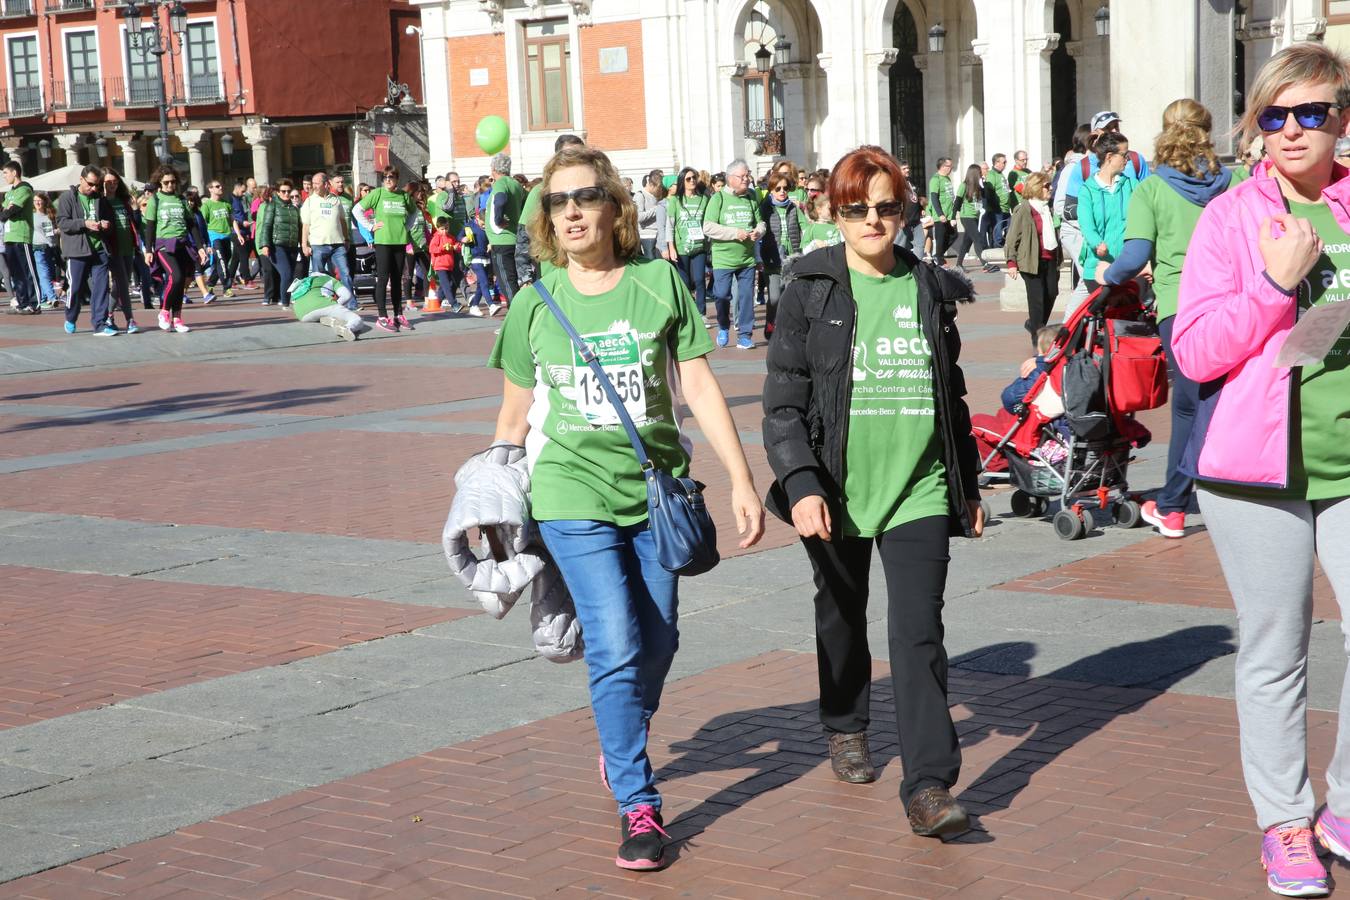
[423,279,443,313]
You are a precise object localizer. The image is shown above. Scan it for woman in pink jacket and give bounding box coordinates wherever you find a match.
[1175,43,1350,898]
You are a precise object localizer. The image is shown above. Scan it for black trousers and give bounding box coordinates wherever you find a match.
[931,222,956,262]
[490,245,519,303]
[1022,263,1059,343]
[954,216,987,267]
[373,244,406,318]
[803,515,959,806]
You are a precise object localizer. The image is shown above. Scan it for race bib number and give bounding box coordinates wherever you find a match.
[572,330,647,426]
[683,216,704,242]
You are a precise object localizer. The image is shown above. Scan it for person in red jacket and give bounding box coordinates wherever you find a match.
[429,217,462,311]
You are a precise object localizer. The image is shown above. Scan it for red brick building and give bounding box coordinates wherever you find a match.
[0,0,422,187]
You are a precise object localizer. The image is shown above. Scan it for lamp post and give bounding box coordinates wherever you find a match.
[404,24,426,106]
[122,0,188,166]
[1094,5,1110,38]
[928,23,947,54]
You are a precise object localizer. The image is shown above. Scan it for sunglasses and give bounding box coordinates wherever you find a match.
[543,185,609,215]
[1257,101,1340,133]
[808,188,823,195]
[683,176,696,182]
[837,200,905,220]
[160,180,177,187]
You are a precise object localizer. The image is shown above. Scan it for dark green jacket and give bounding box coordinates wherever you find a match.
[257,198,300,247]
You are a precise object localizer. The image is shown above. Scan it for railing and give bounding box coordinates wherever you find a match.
[0,85,44,117]
[109,74,161,108]
[44,0,94,12]
[0,0,34,17]
[169,72,223,105]
[50,79,101,111]
[746,117,785,157]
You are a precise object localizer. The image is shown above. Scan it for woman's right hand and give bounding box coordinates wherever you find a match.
[791,495,832,542]
[1261,213,1323,293]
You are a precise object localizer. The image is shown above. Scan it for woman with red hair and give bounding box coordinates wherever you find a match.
[762,145,983,837]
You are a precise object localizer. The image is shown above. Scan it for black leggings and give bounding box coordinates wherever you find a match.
[955,216,987,267]
[803,514,958,807]
[402,248,430,301]
[153,242,193,317]
[931,222,956,262]
[1022,264,1060,343]
[209,237,233,287]
[374,244,406,318]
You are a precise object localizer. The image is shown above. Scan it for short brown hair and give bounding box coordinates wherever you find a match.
[1019,171,1051,200]
[826,146,908,218]
[1239,42,1350,147]
[528,146,640,268]
[380,165,401,182]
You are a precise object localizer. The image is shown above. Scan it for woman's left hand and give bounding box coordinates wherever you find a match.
[967,499,986,537]
[732,481,765,549]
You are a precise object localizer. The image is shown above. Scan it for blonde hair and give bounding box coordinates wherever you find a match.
[1019,171,1051,200]
[1035,326,1059,355]
[528,146,640,268]
[1239,43,1350,147]
[1154,98,1221,177]
[807,193,831,222]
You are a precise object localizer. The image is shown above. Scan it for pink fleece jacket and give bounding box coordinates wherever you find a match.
[1174,159,1350,488]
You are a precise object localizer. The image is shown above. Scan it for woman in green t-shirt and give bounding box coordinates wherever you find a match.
[762,145,983,839]
[356,165,416,331]
[102,169,141,333]
[488,146,764,873]
[665,166,709,317]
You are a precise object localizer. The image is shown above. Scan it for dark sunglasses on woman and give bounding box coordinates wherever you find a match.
[836,200,905,220]
[543,185,609,215]
[1257,101,1340,132]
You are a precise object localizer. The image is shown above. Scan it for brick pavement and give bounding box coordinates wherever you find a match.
[1000,533,1339,621]
[0,415,241,460]
[2,649,1308,899]
[0,566,473,728]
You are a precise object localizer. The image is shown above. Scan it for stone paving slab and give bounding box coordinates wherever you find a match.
[0,565,473,728]
[0,650,1310,899]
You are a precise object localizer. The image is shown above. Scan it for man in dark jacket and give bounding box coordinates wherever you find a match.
[57,165,115,335]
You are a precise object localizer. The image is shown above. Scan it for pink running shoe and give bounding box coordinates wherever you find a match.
[375,317,397,333]
[1140,500,1185,538]
[397,314,414,331]
[1316,806,1350,862]
[172,317,190,334]
[157,310,171,331]
[1262,826,1329,897]
[615,805,668,871]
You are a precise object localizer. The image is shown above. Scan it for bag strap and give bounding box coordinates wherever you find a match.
[531,276,654,472]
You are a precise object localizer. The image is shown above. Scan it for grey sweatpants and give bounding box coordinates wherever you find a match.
[1198,488,1350,829]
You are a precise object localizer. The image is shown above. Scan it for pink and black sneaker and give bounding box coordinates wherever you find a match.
[397,314,414,331]
[616,805,668,871]
[1316,805,1350,862]
[1262,825,1329,897]
[375,317,397,333]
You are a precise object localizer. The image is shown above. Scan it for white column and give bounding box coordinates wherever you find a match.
[177,129,209,190]
[422,6,453,175]
[241,123,277,186]
[115,137,142,184]
[961,45,986,169]
[54,132,86,167]
[1111,2,1194,140]
[1,140,22,166]
[975,4,1017,167]
[717,63,748,168]
[922,46,950,174]
[1022,33,1058,167]
[862,49,899,149]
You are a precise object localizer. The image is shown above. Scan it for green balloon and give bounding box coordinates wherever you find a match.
[475,115,510,155]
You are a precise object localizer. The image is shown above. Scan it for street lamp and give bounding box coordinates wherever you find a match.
[220,132,233,157]
[404,24,426,106]
[94,138,108,160]
[753,43,772,74]
[775,39,792,67]
[37,139,50,160]
[928,23,947,54]
[1095,5,1110,38]
[124,0,190,165]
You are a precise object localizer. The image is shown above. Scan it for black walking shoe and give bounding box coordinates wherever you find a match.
[616,805,668,871]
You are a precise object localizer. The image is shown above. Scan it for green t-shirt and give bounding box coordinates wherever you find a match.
[288,273,343,320]
[486,175,526,247]
[669,194,709,257]
[109,198,135,257]
[427,189,448,224]
[146,191,188,239]
[841,259,948,536]
[987,169,1011,213]
[928,173,954,219]
[803,221,841,250]
[358,187,413,246]
[77,191,103,253]
[703,189,761,270]
[2,182,33,244]
[487,259,715,524]
[1123,170,1241,321]
[201,198,232,237]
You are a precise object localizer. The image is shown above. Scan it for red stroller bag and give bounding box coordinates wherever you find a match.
[1105,319,1168,414]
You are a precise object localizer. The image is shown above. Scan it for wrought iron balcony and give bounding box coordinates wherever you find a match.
[0,0,34,17]
[44,0,94,12]
[110,75,162,108]
[0,86,45,118]
[50,79,102,111]
[747,117,785,157]
[169,73,223,106]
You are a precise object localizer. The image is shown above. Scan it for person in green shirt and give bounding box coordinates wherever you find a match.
[985,153,1012,246]
[801,191,841,252]
[702,159,765,349]
[286,272,366,341]
[665,166,710,319]
[486,152,527,303]
[761,145,982,838]
[518,133,585,290]
[1,160,38,313]
[489,144,763,873]
[357,165,416,331]
[142,164,206,332]
[926,158,955,266]
[101,169,141,334]
[1101,98,1238,539]
[201,180,238,296]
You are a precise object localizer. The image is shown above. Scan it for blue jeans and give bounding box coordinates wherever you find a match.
[712,265,755,339]
[33,246,56,304]
[311,244,352,292]
[270,245,296,302]
[538,519,679,814]
[65,250,111,328]
[675,251,707,314]
[1157,316,1198,515]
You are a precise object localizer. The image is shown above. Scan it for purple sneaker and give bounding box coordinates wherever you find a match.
[1262,826,1329,897]
[1315,806,1350,861]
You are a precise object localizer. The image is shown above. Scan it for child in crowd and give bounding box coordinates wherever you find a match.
[429,217,461,311]
[1002,326,1061,413]
[801,193,841,253]
[1002,325,1071,463]
[464,206,497,317]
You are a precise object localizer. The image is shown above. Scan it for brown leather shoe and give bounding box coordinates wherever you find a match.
[828,732,876,784]
[906,786,970,837]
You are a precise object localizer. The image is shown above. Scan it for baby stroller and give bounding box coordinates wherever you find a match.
[972,283,1167,540]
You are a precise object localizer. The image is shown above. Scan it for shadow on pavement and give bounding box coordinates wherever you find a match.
[3,382,140,401]
[655,625,1235,852]
[0,386,359,431]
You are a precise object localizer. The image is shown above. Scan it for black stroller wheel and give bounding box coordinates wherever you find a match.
[1010,490,1035,518]
[1114,500,1143,529]
[1053,508,1086,541]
